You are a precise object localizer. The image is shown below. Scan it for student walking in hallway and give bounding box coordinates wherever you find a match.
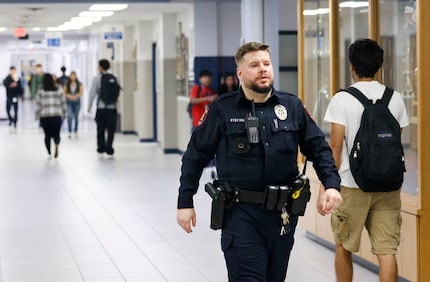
[35,73,67,159]
[64,71,83,138]
[88,59,120,159]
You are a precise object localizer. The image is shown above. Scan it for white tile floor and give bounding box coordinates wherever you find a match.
[0,100,380,281]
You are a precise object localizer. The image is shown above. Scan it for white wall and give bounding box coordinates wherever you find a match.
[279,0,298,30]
[217,2,242,56]
[0,40,10,119]
[192,2,218,57]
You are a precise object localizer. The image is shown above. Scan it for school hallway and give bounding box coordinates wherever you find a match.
[0,100,379,282]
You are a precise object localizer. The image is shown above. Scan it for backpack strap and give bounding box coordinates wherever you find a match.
[380,87,394,106]
[341,87,372,107]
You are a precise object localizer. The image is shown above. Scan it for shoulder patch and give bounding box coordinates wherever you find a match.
[302,103,315,121]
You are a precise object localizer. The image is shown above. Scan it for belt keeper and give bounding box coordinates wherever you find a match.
[234,190,239,203]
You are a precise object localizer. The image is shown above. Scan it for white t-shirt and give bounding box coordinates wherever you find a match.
[324,80,410,188]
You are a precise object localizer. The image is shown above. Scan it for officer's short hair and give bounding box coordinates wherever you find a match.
[99,59,110,71]
[234,42,270,65]
[10,66,15,71]
[349,38,383,79]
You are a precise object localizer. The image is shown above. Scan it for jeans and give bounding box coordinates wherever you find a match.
[66,100,80,133]
[6,97,18,127]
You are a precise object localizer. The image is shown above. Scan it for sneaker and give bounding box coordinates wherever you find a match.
[74,132,78,138]
[48,154,52,160]
[106,154,114,160]
[54,146,59,158]
[68,134,72,139]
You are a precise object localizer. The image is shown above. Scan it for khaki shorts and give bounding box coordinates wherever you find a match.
[331,186,401,255]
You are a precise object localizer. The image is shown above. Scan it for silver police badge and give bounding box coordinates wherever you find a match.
[274,104,287,120]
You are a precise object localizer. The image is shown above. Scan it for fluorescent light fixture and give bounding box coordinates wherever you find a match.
[0,27,7,32]
[89,4,128,11]
[339,1,368,8]
[303,8,330,16]
[61,21,87,30]
[47,26,66,31]
[32,27,41,31]
[79,11,114,17]
[73,16,102,22]
[70,17,96,25]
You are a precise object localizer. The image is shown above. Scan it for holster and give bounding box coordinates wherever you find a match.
[205,182,226,230]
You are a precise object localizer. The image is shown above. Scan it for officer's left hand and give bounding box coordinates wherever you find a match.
[177,208,196,233]
[317,184,342,216]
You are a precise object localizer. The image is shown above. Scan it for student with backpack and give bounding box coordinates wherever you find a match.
[319,38,409,282]
[189,70,217,129]
[88,59,120,158]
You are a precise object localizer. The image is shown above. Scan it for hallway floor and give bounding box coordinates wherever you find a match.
[0,100,380,281]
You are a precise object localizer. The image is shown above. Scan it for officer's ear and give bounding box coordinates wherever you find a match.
[236,67,242,81]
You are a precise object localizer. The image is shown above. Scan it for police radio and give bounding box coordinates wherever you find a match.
[245,99,259,144]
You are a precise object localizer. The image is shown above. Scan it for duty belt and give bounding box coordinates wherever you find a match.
[236,190,266,204]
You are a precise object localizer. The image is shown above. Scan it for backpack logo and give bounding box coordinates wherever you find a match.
[100,73,120,104]
[343,87,405,192]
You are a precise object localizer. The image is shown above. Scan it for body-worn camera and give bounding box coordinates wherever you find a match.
[289,174,311,216]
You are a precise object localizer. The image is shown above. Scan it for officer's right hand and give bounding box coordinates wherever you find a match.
[177,208,196,233]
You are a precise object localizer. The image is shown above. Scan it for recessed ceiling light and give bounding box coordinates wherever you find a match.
[0,27,7,32]
[89,4,128,11]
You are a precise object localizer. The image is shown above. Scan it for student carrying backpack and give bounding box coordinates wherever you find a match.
[100,73,120,104]
[342,86,406,192]
[186,86,201,119]
[87,59,120,158]
[321,39,410,282]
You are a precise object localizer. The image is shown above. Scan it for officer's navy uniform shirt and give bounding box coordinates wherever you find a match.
[178,88,340,209]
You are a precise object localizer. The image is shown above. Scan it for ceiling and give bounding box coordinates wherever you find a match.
[0,2,194,37]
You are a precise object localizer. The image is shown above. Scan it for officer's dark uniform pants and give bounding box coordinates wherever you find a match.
[95,108,117,155]
[221,203,298,282]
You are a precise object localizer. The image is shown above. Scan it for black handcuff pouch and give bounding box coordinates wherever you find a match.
[262,174,311,216]
[289,174,311,216]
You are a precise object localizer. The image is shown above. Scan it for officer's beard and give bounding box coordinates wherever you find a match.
[249,82,273,94]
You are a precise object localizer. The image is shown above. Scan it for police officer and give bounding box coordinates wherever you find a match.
[177,42,342,282]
